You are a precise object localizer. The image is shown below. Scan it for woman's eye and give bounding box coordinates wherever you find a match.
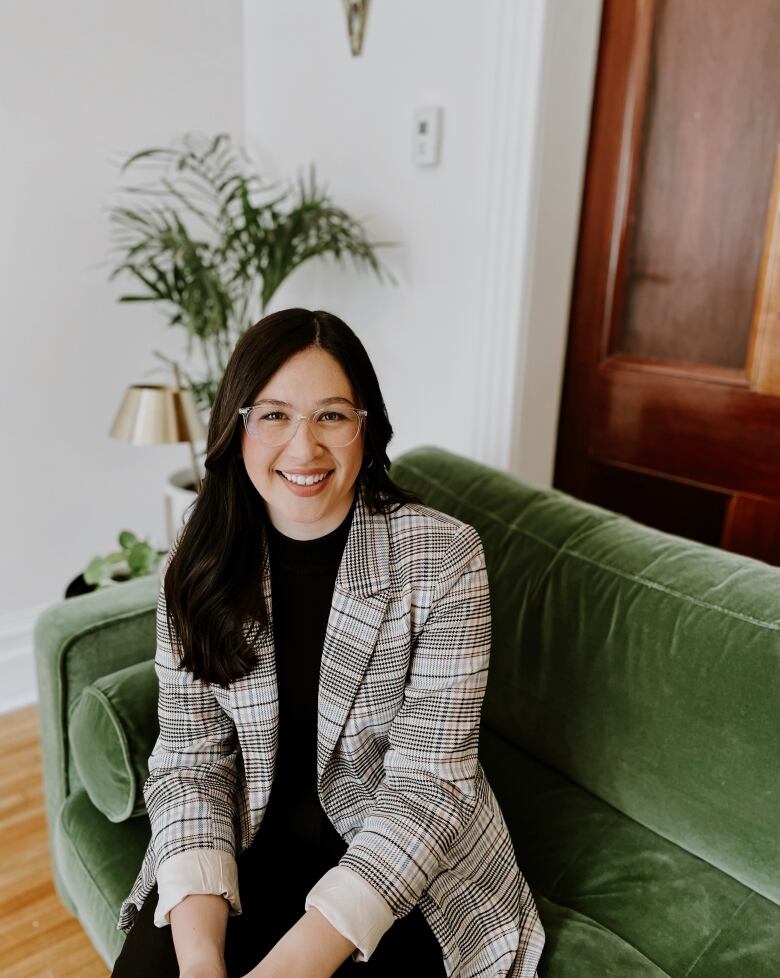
[262,411,287,421]
[320,411,343,422]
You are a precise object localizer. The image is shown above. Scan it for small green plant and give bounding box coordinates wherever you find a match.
[83,531,166,589]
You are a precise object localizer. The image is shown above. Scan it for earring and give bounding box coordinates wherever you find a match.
[363,453,375,470]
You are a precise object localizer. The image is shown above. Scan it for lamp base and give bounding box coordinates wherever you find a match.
[164,465,205,548]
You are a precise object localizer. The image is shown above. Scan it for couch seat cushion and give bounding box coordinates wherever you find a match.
[480,726,780,978]
[58,727,780,976]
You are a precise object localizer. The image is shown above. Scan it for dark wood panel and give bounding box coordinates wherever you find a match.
[722,494,780,564]
[593,461,729,546]
[591,358,780,496]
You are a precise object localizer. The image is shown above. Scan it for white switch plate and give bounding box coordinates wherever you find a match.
[413,106,443,166]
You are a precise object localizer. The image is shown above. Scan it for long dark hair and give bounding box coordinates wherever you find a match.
[162,308,422,687]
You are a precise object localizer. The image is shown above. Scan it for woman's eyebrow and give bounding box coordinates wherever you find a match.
[252,396,355,407]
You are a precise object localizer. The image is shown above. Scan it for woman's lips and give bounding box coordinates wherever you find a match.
[276,469,334,497]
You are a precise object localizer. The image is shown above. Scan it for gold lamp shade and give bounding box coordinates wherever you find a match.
[110,384,207,444]
[110,384,208,493]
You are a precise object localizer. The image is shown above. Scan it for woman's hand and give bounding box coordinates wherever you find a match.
[240,907,356,978]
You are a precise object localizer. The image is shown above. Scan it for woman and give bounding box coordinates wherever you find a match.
[112,309,544,978]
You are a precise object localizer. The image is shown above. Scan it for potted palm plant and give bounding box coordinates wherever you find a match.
[107,131,397,527]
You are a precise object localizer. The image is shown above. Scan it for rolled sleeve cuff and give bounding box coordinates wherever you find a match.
[305,864,396,962]
[154,849,241,928]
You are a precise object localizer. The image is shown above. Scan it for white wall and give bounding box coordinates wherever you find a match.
[242,0,601,481]
[0,0,244,711]
[509,0,602,480]
[2,0,601,712]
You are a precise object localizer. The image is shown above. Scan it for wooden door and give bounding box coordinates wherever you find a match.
[554,0,780,565]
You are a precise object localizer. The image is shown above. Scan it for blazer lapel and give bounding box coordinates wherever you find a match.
[231,487,393,818]
[316,487,392,794]
[229,548,278,822]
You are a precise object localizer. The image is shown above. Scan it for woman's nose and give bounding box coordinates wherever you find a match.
[287,416,323,454]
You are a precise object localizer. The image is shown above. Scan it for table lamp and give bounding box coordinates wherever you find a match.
[109,366,208,500]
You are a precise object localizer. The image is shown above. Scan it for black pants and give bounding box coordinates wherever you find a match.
[111,825,447,977]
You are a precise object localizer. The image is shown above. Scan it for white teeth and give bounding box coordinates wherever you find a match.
[280,470,330,486]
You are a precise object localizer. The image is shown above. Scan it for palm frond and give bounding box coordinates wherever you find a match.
[106,132,398,408]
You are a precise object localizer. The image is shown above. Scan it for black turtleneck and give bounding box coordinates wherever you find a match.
[257,492,357,874]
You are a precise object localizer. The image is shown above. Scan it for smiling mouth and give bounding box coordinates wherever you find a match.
[276,469,334,486]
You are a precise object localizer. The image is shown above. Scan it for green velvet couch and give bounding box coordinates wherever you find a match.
[33,446,780,976]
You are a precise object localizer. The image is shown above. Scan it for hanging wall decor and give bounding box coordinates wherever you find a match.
[343,0,370,56]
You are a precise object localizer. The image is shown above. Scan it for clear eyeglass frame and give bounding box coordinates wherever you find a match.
[238,404,368,448]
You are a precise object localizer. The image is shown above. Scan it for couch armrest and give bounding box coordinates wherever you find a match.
[33,573,160,903]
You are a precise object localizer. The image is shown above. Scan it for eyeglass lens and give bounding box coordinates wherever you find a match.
[244,407,362,447]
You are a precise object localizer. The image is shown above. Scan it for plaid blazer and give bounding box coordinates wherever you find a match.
[117,485,544,977]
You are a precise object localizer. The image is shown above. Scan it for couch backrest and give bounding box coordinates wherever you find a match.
[389,446,780,907]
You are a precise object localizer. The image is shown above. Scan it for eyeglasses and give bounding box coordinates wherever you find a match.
[238,404,368,448]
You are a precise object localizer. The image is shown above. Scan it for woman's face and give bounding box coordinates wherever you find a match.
[241,346,365,540]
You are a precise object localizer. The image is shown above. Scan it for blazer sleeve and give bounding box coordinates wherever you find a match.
[336,522,491,921]
[143,549,243,923]
[305,864,394,962]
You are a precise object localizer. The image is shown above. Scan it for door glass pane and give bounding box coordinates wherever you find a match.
[619,0,780,368]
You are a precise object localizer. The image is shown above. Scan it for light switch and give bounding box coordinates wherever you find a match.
[413,106,443,167]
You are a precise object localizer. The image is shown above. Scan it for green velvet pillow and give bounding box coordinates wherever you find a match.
[68,658,158,823]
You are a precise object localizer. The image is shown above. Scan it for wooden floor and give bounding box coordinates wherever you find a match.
[0,704,109,977]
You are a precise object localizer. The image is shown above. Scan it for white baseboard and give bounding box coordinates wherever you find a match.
[0,604,47,715]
